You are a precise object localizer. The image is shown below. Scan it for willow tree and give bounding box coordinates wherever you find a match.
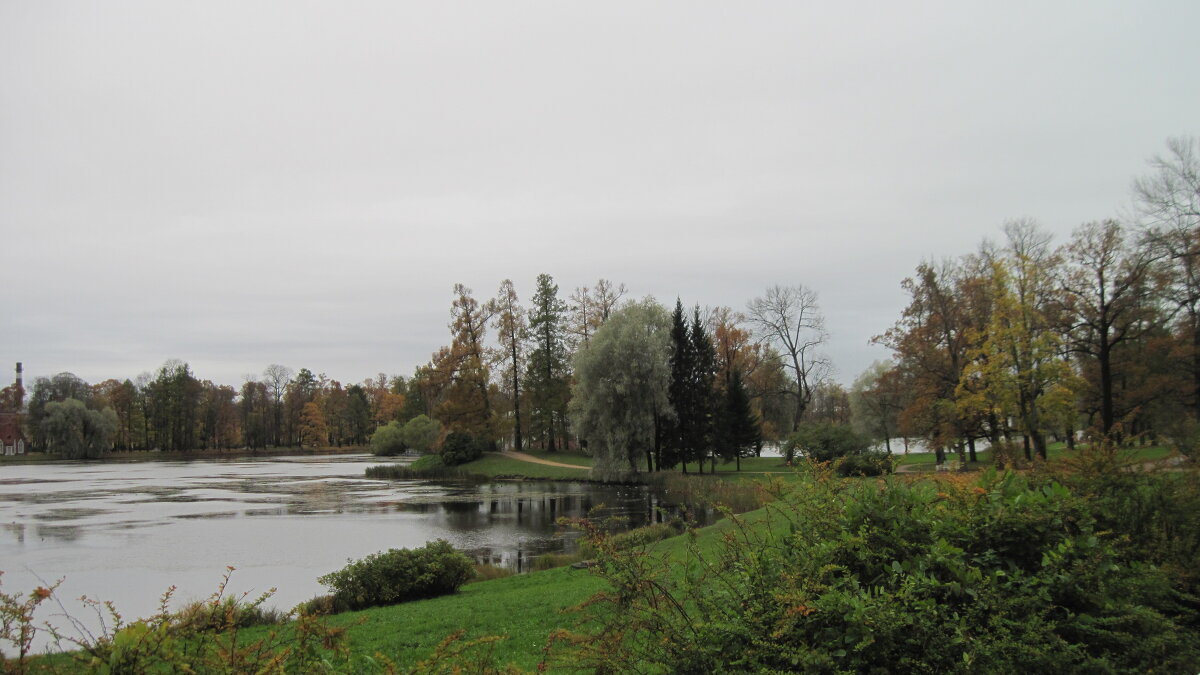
[1136,138,1200,406]
[570,299,673,482]
[41,398,118,459]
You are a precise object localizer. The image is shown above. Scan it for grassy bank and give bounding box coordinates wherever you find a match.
[368,453,593,481]
[18,462,1198,672]
[272,506,749,671]
[892,442,1177,472]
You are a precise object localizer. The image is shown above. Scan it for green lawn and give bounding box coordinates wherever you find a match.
[893,442,1177,469]
[515,449,594,467]
[457,453,591,480]
[327,565,608,670]
[316,502,765,671]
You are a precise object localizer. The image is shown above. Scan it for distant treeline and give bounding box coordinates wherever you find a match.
[7,136,1200,466]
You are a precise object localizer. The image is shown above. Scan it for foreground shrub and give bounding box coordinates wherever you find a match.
[318,540,474,611]
[172,595,285,632]
[4,568,349,673]
[554,464,1200,673]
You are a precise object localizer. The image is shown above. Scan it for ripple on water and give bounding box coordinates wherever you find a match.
[30,507,112,521]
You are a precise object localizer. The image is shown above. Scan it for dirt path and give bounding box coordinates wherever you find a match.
[498,450,589,470]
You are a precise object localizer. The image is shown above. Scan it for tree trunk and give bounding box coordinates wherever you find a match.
[1099,340,1115,437]
[1193,310,1200,417]
[967,437,977,462]
[511,342,522,451]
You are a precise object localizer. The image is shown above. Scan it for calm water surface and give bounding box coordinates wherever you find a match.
[0,453,686,642]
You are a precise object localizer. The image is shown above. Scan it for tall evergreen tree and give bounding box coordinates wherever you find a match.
[718,369,761,471]
[689,306,719,472]
[525,274,570,451]
[664,299,694,470]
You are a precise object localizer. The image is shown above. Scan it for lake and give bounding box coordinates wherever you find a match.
[0,453,693,645]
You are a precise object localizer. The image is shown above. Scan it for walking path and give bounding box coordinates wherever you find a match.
[498,450,589,470]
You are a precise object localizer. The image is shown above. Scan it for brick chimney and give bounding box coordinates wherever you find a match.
[15,362,21,389]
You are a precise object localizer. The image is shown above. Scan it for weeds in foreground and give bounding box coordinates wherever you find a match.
[1,572,60,673]
[2,567,351,674]
[468,564,516,584]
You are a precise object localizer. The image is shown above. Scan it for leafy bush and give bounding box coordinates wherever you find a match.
[399,414,442,454]
[370,421,407,456]
[560,464,1200,673]
[784,422,870,462]
[317,540,474,611]
[440,432,486,466]
[835,450,894,476]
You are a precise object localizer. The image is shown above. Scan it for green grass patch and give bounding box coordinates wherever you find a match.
[709,456,795,473]
[516,449,594,467]
[455,454,592,481]
[894,442,1177,469]
[320,564,607,671]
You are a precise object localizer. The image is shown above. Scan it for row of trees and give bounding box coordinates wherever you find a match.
[390,274,824,469]
[22,361,410,455]
[859,137,1200,465]
[23,136,1192,466]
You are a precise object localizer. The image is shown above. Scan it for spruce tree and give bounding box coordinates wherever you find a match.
[664,299,694,471]
[525,274,570,451]
[719,369,761,471]
[689,306,718,472]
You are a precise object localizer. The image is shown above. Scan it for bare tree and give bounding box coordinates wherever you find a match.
[592,278,627,322]
[1059,220,1162,437]
[1135,136,1200,413]
[262,364,293,447]
[567,279,627,348]
[747,285,829,431]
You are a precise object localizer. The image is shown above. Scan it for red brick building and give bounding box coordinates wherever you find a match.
[1,362,26,455]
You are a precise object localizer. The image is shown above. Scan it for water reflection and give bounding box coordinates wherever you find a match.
[0,453,703,624]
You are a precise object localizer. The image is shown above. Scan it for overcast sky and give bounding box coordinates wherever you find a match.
[2,1,1198,390]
